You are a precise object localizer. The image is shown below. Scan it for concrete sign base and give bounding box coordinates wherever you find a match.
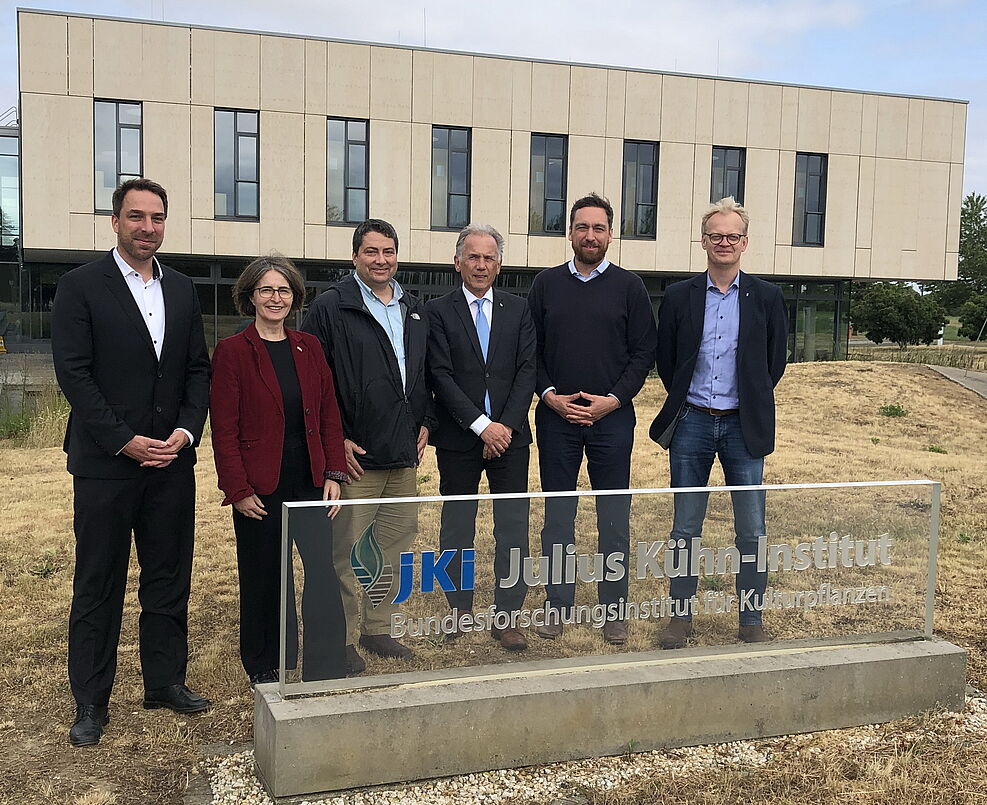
[254,633,966,799]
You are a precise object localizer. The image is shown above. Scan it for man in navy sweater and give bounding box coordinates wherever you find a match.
[527,193,657,644]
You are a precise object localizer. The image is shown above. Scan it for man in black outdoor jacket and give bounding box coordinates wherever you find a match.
[302,219,434,673]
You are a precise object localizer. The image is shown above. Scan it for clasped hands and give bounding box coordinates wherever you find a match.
[544,390,619,426]
[121,429,188,468]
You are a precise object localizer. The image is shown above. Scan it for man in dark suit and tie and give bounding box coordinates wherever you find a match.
[427,223,536,651]
[51,178,211,746]
[649,196,788,649]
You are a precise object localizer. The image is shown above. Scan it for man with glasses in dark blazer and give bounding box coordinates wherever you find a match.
[650,196,788,650]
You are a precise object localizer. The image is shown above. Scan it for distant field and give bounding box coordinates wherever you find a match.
[1,362,985,804]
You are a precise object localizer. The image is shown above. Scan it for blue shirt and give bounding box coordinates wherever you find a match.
[567,258,610,282]
[686,272,740,410]
[353,272,407,390]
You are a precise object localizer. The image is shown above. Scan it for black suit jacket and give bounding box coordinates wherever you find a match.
[51,251,211,478]
[427,288,536,452]
[649,271,788,458]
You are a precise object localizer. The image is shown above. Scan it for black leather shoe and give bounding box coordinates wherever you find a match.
[345,644,366,675]
[248,670,279,687]
[143,684,211,714]
[359,633,414,660]
[69,704,109,747]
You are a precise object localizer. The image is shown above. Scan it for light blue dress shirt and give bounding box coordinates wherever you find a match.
[353,272,407,390]
[567,258,610,282]
[686,272,741,410]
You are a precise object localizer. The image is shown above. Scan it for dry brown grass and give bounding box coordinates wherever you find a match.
[1,361,985,804]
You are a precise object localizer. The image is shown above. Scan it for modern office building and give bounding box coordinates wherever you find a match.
[9,9,967,359]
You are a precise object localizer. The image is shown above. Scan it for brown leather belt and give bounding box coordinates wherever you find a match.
[686,402,739,417]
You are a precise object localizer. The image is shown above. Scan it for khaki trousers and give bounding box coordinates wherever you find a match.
[334,467,418,644]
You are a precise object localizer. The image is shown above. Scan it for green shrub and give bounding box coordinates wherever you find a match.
[878,403,908,418]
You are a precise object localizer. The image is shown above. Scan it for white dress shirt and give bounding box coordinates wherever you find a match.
[112,248,193,450]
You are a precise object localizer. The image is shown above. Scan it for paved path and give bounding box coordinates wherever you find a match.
[926,365,987,400]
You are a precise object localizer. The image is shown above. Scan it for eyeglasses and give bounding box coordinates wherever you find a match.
[703,232,745,245]
[253,286,294,299]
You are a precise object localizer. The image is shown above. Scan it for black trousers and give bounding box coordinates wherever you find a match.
[436,444,530,613]
[536,402,635,612]
[69,469,195,706]
[232,443,346,681]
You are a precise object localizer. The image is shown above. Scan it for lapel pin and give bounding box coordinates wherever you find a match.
[411,312,421,320]
[297,345,303,351]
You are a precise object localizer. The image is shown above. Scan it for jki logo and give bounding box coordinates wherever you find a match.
[350,522,475,606]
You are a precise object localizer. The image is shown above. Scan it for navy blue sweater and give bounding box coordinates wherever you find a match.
[527,263,657,404]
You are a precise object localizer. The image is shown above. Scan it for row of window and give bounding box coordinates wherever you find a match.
[94,100,829,246]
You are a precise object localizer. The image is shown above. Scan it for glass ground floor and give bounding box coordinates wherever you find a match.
[5,252,849,362]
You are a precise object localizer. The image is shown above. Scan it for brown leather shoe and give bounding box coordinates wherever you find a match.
[602,620,628,645]
[492,626,528,651]
[658,618,694,649]
[535,622,563,640]
[359,633,414,660]
[738,624,772,643]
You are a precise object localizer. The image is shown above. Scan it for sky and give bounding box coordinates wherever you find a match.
[0,0,984,197]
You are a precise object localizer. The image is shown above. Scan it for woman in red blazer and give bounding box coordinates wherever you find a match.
[211,254,348,685]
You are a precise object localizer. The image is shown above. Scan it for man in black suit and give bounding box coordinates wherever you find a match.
[649,196,788,649]
[51,178,211,747]
[427,224,536,650]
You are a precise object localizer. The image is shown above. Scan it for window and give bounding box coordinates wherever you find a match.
[327,118,368,224]
[793,153,827,246]
[529,134,567,234]
[431,126,470,230]
[0,133,18,248]
[215,110,259,219]
[621,141,658,238]
[94,101,142,212]
[710,146,745,204]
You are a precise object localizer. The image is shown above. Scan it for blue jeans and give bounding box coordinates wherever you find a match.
[668,406,766,626]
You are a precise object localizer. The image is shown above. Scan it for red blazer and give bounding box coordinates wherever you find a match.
[210,322,347,506]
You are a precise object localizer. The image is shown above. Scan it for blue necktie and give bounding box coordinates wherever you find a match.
[474,298,492,416]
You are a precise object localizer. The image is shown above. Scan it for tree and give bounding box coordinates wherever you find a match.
[921,192,987,313]
[851,282,947,350]
[958,293,987,341]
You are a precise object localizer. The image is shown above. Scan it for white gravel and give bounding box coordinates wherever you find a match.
[199,695,987,805]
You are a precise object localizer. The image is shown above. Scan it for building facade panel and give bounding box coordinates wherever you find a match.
[829,91,863,156]
[432,52,474,128]
[259,112,305,256]
[260,36,305,113]
[471,128,512,228]
[605,70,626,139]
[711,80,748,147]
[369,47,412,122]
[746,83,782,151]
[569,66,608,137]
[143,101,193,254]
[623,71,661,141]
[304,39,328,116]
[795,88,831,154]
[19,13,68,95]
[303,114,327,226]
[327,42,371,119]
[67,17,94,97]
[821,153,860,277]
[659,75,697,143]
[530,62,570,134]
[472,57,513,131]
[742,148,780,269]
[210,31,261,110]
